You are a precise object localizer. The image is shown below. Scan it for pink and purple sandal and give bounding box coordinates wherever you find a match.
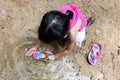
[33,51,52,62]
[87,44,100,65]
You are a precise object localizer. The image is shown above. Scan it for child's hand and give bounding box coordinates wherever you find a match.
[47,54,55,62]
[25,47,37,57]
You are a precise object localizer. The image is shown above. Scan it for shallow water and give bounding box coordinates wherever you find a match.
[0,28,91,80]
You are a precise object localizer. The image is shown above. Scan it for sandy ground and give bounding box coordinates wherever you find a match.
[0,0,120,80]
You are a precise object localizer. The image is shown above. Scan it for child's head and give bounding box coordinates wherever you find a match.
[38,10,73,43]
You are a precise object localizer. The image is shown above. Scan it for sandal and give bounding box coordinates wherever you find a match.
[87,44,100,65]
[33,51,52,62]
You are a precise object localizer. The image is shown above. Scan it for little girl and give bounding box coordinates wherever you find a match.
[26,4,93,61]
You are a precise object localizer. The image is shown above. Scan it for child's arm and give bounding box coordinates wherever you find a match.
[34,39,41,48]
[25,39,41,57]
[55,34,74,59]
[48,32,75,61]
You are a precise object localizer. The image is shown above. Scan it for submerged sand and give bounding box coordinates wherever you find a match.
[0,0,120,80]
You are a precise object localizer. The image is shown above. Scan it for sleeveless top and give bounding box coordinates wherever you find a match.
[59,4,87,32]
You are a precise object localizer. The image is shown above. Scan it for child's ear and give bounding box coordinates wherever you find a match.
[64,34,68,38]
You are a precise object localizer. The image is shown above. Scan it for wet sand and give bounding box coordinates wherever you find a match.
[0,0,120,80]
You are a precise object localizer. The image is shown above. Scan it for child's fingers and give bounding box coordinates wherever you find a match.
[26,47,37,56]
[26,50,35,57]
[25,50,31,56]
[45,58,54,63]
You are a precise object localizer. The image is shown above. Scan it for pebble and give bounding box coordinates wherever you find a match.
[95,29,102,35]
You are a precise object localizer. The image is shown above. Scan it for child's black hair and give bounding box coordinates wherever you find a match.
[38,10,73,43]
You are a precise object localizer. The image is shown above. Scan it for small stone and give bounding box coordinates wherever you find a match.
[76,73,79,76]
[2,10,6,15]
[1,27,4,29]
[95,29,102,35]
[73,66,75,69]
